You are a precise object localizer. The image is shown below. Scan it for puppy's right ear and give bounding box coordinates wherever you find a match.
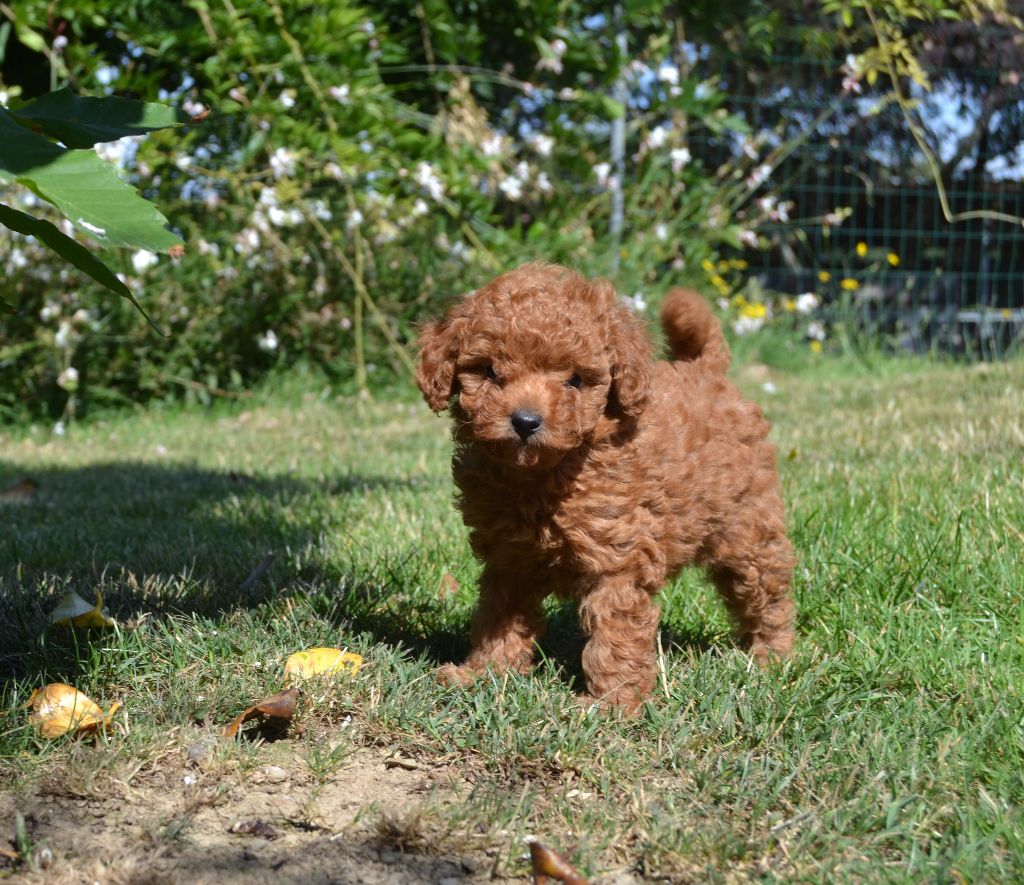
[417,313,465,412]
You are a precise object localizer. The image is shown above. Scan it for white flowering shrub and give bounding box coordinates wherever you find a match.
[5,0,1005,417]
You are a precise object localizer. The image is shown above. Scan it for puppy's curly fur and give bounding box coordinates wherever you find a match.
[418,263,795,712]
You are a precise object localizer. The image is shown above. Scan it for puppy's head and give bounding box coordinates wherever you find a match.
[417,263,651,468]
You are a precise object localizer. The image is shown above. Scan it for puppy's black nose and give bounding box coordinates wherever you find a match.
[510,409,543,440]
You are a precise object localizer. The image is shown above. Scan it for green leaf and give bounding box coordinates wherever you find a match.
[0,296,16,315]
[11,87,191,149]
[0,109,182,252]
[0,202,155,325]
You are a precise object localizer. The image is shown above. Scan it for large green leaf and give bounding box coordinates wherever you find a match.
[10,87,191,148]
[0,202,145,311]
[0,109,182,252]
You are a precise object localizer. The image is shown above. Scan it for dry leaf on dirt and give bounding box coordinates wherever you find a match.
[50,588,116,628]
[28,684,121,739]
[283,647,362,680]
[0,477,37,503]
[527,838,589,885]
[222,686,299,739]
[438,571,460,598]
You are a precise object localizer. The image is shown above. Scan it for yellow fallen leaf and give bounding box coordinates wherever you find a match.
[283,647,362,680]
[28,684,121,738]
[50,588,116,628]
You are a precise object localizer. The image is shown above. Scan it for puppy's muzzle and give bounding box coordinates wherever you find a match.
[510,409,543,441]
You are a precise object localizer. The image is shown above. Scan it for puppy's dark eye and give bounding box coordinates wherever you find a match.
[485,365,498,381]
[566,374,582,389]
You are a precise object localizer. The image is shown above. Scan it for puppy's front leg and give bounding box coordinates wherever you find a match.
[437,567,546,686]
[578,576,660,713]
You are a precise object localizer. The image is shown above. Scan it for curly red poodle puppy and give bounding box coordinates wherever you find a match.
[418,263,795,712]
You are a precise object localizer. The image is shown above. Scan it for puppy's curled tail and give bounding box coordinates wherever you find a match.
[660,288,730,374]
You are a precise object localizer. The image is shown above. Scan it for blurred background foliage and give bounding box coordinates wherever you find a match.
[1,0,1022,422]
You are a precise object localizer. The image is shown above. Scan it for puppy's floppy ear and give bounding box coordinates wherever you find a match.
[592,280,652,419]
[417,310,466,412]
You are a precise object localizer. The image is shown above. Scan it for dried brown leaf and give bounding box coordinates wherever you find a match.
[527,838,588,885]
[222,686,299,739]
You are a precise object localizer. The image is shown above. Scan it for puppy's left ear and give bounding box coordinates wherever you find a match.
[593,280,651,419]
[417,311,466,412]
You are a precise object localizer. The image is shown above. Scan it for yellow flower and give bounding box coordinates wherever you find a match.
[810,340,823,354]
[710,274,727,289]
[730,294,748,308]
[701,258,715,273]
[729,259,749,270]
[717,260,730,272]
[840,278,860,291]
[1002,308,1012,319]
[887,252,900,267]
[741,303,767,319]
[818,271,831,283]
[782,297,796,313]
[856,242,868,257]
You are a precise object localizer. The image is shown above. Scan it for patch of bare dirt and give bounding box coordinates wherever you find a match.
[0,743,507,884]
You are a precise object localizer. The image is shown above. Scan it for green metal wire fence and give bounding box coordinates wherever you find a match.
[700,55,1024,359]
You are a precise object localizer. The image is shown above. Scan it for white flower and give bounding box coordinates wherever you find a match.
[536,172,553,194]
[414,161,445,202]
[499,175,523,201]
[550,38,567,57]
[340,316,352,331]
[229,87,247,103]
[182,98,205,117]
[39,303,59,322]
[654,223,669,242]
[257,330,279,352]
[746,163,772,189]
[531,134,554,157]
[592,162,611,187]
[53,420,66,437]
[235,228,260,254]
[346,209,364,230]
[10,248,27,269]
[481,133,504,157]
[0,89,8,107]
[269,206,303,227]
[411,198,429,217]
[52,35,68,52]
[646,126,669,151]
[670,147,691,173]
[57,367,79,391]
[657,62,679,86]
[269,147,298,179]
[796,293,819,314]
[806,320,826,341]
[323,161,344,180]
[558,87,576,101]
[762,381,778,395]
[732,315,765,335]
[54,321,76,349]
[278,89,296,109]
[311,199,332,221]
[739,229,759,248]
[628,291,647,312]
[132,250,158,274]
[742,139,759,160]
[329,84,350,104]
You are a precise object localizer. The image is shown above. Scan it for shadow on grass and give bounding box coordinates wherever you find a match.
[0,461,725,688]
[0,460,456,678]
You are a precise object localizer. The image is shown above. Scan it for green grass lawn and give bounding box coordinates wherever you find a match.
[1,357,1022,881]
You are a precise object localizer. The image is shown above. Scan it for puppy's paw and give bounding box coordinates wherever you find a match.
[435,663,479,687]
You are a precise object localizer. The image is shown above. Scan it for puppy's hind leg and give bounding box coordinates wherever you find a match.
[437,567,547,686]
[708,522,796,665]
